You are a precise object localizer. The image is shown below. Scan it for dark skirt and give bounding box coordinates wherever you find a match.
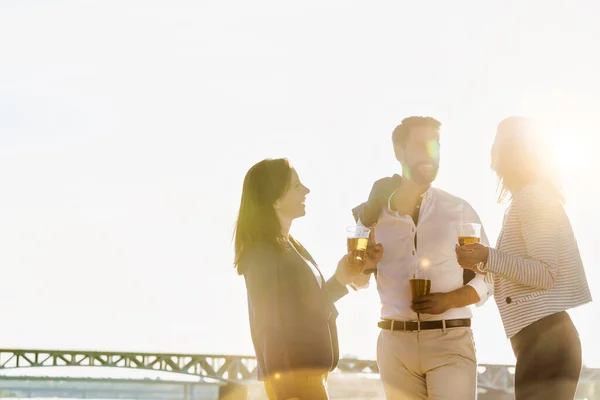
[510,311,582,400]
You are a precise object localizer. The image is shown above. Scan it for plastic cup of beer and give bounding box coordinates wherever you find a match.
[458,223,482,247]
[410,268,431,320]
[346,225,371,264]
[409,268,431,300]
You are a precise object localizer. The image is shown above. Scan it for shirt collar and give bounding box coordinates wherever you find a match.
[386,180,434,212]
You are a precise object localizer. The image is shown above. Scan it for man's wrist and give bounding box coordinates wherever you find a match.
[447,285,479,309]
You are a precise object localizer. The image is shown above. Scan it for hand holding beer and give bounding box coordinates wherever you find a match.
[334,253,367,286]
[410,268,431,320]
[346,225,371,264]
[455,222,488,274]
[338,225,384,286]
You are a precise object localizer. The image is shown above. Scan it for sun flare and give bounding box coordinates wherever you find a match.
[545,129,594,179]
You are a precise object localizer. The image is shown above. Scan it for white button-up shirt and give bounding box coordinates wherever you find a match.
[371,186,492,321]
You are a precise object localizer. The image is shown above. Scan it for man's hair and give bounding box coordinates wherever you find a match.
[392,116,441,148]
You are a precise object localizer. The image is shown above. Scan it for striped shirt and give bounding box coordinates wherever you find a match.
[484,183,592,338]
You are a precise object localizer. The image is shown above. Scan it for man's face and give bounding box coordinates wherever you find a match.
[395,126,441,185]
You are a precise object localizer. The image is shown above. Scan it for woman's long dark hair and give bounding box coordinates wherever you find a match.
[234,158,293,275]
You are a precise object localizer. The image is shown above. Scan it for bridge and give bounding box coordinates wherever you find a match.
[0,348,599,399]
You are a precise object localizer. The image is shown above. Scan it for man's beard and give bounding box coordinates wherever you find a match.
[404,162,439,185]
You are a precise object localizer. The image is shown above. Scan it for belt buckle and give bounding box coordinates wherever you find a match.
[390,320,395,331]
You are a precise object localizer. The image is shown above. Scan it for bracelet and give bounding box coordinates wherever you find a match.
[476,262,488,273]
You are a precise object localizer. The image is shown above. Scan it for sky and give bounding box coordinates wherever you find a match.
[0,0,599,372]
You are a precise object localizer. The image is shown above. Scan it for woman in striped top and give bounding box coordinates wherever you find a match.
[455,117,592,400]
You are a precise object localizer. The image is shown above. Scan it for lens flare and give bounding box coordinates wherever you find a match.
[426,140,440,160]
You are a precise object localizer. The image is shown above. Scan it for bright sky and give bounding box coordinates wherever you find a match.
[0,0,599,371]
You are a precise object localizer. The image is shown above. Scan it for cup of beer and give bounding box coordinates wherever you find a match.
[458,223,482,247]
[346,225,371,264]
[410,268,431,320]
[409,268,431,299]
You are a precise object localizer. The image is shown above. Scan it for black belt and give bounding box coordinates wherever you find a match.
[378,318,471,332]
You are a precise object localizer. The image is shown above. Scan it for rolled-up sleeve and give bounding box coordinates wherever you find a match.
[467,273,492,306]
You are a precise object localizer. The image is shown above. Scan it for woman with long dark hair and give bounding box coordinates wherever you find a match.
[456,117,592,399]
[234,158,382,400]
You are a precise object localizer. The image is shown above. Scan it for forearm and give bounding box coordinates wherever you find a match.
[447,285,481,309]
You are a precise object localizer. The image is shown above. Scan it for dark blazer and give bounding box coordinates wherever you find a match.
[241,240,348,387]
[351,173,402,227]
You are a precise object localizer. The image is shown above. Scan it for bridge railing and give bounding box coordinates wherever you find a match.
[0,349,598,394]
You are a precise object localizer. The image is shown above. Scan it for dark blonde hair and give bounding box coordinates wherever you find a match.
[493,116,563,203]
[233,158,293,274]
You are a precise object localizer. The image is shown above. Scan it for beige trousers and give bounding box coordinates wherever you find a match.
[377,326,477,400]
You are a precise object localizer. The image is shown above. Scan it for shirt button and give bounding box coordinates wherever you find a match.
[412,251,415,255]
[506,297,512,304]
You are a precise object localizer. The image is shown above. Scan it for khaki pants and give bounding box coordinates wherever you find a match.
[377,326,477,400]
[264,372,328,400]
